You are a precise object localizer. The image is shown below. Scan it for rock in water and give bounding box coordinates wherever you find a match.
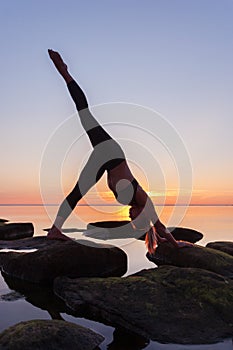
[0,218,8,226]
[54,266,233,344]
[206,241,233,257]
[0,238,127,284]
[0,223,34,240]
[0,319,104,350]
[87,221,131,230]
[167,226,203,243]
[147,243,233,278]
[87,221,203,243]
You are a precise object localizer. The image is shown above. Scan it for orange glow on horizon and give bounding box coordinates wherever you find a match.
[1,188,232,206]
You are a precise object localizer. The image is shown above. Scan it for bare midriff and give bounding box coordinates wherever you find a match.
[107,160,135,194]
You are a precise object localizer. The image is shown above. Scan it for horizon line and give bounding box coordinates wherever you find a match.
[0,203,232,207]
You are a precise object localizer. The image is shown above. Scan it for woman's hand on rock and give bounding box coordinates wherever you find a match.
[177,240,194,248]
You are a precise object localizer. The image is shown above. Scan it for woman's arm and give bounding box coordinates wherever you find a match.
[134,188,179,249]
[146,197,179,248]
[135,188,194,251]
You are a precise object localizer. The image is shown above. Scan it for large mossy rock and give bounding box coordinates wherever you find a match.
[147,243,233,278]
[206,241,233,257]
[0,237,127,285]
[54,266,233,344]
[0,223,33,240]
[87,221,203,243]
[0,319,104,350]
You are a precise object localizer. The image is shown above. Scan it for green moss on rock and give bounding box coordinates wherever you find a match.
[0,319,104,350]
[147,244,233,278]
[54,266,233,344]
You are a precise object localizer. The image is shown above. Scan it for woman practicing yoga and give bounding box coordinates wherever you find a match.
[47,49,192,253]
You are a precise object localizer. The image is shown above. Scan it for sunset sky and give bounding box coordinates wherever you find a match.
[0,0,232,206]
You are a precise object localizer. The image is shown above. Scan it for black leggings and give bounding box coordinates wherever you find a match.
[57,80,125,219]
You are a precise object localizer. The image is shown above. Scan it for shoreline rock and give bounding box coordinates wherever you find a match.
[0,319,104,350]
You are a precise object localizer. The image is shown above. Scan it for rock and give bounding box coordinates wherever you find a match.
[87,220,143,240]
[0,237,127,285]
[54,266,233,344]
[0,218,8,226]
[206,241,233,257]
[87,221,130,230]
[0,236,62,250]
[147,243,233,278]
[87,221,203,243]
[0,223,34,240]
[0,319,104,350]
[167,227,203,243]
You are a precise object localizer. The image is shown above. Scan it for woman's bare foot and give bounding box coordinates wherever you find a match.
[48,49,68,75]
[47,226,72,241]
[48,49,73,83]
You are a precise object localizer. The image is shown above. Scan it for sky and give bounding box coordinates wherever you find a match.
[0,0,233,206]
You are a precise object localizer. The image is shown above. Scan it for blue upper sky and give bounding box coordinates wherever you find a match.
[0,0,232,204]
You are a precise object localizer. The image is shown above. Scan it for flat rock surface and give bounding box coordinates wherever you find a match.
[87,221,203,243]
[167,226,203,243]
[206,241,233,257]
[147,243,233,278]
[0,223,34,240]
[0,236,61,250]
[0,237,127,284]
[54,266,233,344]
[0,319,104,350]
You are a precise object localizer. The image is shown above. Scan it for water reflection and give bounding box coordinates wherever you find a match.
[1,272,149,349]
[1,272,232,350]
[2,273,67,321]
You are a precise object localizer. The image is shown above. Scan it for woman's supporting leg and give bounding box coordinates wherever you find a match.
[48,148,106,240]
[57,148,105,220]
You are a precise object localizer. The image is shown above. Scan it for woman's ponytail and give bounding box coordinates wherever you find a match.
[145,226,157,254]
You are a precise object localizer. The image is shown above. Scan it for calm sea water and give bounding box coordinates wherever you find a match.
[0,205,232,349]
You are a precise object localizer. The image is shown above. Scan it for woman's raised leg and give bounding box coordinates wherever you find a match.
[47,50,125,240]
[48,49,113,148]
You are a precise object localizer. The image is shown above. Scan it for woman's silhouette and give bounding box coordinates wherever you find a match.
[47,50,192,253]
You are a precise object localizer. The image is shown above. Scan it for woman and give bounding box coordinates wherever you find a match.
[47,49,192,253]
